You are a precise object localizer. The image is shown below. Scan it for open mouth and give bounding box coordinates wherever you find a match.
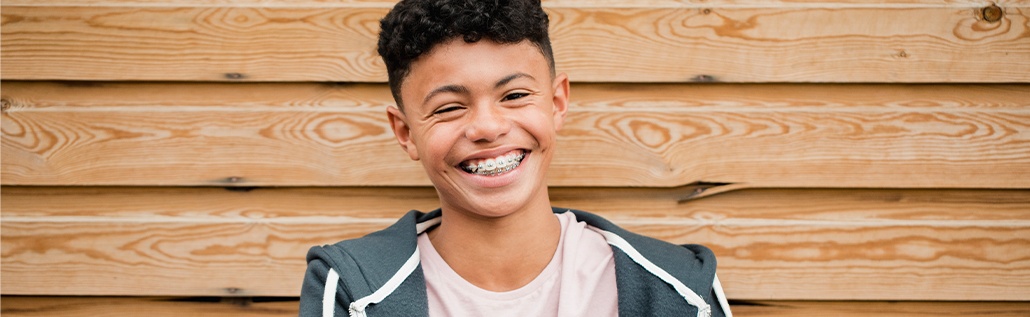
[459,149,527,176]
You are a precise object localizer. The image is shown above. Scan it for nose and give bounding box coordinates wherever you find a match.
[465,103,511,143]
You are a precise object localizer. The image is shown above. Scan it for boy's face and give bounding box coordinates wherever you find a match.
[386,39,569,219]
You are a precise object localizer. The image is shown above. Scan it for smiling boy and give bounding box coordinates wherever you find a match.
[299,1,731,316]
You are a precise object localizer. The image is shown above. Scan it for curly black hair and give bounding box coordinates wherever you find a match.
[377,0,554,108]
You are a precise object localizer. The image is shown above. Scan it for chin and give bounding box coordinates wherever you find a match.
[474,201,526,218]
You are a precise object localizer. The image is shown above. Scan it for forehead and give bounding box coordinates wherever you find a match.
[399,39,551,110]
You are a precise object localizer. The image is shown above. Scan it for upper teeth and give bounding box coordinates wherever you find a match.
[464,152,524,175]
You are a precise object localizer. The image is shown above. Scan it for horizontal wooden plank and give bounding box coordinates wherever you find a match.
[2,297,1029,317]
[3,82,1028,188]
[5,186,1029,221]
[6,1,1029,7]
[3,186,1028,300]
[0,296,298,317]
[727,301,1030,317]
[2,3,1028,82]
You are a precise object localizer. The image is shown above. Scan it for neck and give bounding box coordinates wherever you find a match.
[428,198,560,292]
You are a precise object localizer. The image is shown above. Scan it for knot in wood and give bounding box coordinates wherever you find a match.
[1,98,11,113]
[981,4,1003,23]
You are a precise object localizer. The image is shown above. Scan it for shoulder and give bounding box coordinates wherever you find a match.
[305,209,440,291]
[556,207,726,316]
[302,210,438,317]
[555,207,718,289]
[556,207,716,268]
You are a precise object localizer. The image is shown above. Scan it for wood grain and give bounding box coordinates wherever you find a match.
[6,0,1028,7]
[2,296,1028,317]
[0,296,298,317]
[3,0,1026,312]
[3,82,1028,187]
[727,301,1030,317]
[3,186,1027,300]
[2,3,1027,82]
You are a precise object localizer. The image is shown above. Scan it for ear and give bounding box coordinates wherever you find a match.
[551,72,571,131]
[386,105,420,161]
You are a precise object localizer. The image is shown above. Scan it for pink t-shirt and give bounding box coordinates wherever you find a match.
[417,211,618,317]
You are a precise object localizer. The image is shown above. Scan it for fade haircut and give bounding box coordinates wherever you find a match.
[377,0,555,109]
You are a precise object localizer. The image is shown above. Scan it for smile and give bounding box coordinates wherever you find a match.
[460,150,526,176]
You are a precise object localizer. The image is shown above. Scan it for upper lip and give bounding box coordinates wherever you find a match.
[456,146,527,165]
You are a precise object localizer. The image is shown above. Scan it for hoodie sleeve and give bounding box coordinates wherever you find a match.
[299,250,348,317]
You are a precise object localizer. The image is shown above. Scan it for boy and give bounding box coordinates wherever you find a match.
[299,1,731,316]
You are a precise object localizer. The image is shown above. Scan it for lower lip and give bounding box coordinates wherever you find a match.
[461,153,528,188]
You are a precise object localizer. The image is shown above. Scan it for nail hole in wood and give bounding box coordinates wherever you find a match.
[692,74,717,82]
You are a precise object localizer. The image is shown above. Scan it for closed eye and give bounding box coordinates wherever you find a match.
[434,105,463,114]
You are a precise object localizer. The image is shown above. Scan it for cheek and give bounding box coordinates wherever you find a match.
[521,111,559,145]
[417,128,457,161]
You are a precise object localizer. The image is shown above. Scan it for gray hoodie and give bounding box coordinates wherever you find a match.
[299,207,732,317]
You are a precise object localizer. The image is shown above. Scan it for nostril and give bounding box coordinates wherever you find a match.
[466,110,512,142]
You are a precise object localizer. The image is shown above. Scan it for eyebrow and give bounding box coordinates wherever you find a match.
[422,84,469,105]
[495,72,534,88]
[421,72,536,105]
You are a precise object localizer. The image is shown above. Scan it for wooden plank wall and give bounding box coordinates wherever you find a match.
[2,0,1029,315]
